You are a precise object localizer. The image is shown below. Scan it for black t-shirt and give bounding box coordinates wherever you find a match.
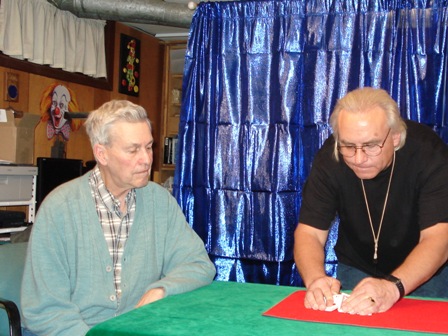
[299,120,448,276]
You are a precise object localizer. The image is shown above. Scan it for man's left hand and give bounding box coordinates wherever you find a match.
[339,277,399,315]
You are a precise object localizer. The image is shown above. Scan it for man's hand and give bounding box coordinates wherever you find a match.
[136,287,166,308]
[339,277,399,315]
[304,276,341,311]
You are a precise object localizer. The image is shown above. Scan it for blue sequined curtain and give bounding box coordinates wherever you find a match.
[174,0,448,286]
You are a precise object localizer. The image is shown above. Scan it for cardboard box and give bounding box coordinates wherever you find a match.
[0,109,40,164]
[0,165,37,202]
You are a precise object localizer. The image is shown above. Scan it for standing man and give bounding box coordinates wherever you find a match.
[22,100,216,335]
[295,87,448,315]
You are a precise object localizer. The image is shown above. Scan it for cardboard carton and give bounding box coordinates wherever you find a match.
[0,109,40,164]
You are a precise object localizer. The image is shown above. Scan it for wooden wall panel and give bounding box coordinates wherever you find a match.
[0,68,31,116]
[0,23,164,173]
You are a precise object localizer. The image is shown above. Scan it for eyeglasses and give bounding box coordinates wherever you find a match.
[337,128,391,158]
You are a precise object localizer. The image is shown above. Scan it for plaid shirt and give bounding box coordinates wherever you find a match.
[89,167,136,302]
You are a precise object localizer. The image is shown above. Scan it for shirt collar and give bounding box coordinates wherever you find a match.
[89,166,136,216]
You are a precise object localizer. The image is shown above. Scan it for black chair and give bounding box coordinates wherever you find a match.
[0,299,21,336]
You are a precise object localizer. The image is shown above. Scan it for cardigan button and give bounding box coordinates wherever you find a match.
[110,295,116,302]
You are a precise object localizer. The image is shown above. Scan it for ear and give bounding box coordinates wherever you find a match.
[94,143,108,166]
[392,131,401,148]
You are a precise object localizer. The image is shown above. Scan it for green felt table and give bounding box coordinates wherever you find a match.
[86,281,440,336]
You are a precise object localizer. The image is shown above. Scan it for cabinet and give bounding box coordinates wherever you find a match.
[157,42,186,184]
[0,165,37,239]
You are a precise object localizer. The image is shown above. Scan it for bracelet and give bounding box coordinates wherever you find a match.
[383,274,405,299]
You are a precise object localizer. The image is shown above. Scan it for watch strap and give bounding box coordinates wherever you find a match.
[384,274,405,299]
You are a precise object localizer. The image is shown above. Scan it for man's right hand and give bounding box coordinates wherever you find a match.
[304,276,341,311]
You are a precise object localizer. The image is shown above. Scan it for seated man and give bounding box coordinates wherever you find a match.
[294,87,448,316]
[21,100,216,335]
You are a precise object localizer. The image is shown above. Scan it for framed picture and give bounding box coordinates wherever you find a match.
[118,34,140,96]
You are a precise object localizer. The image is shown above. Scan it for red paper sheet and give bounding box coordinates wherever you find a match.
[263,290,448,334]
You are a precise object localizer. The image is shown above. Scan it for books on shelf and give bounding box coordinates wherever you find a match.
[163,135,179,165]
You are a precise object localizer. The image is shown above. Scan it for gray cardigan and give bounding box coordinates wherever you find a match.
[21,173,216,336]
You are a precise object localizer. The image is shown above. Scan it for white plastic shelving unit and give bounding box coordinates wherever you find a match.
[0,165,37,235]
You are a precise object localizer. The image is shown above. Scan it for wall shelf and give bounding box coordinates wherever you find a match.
[156,42,186,185]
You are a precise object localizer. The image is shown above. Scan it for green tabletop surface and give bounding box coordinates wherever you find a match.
[86,281,442,336]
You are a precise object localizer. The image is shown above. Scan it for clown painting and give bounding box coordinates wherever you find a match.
[40,84,82,141]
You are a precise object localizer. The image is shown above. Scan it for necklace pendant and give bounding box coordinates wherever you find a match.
[373,250,378,264]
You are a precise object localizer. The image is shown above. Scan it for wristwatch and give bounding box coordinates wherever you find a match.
[384,274,405,299]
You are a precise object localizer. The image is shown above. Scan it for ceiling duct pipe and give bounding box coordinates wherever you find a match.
[48,0,194,28]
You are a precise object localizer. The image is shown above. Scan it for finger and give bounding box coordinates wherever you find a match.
[339,293,360,313]
[316,290,330,310]
[322,291,335,307]
[357,296,377,316]
[342,295,377,315]
[323,279,342,309]
[304,290,318,309]
[329,278,341,295]
[305,289,327,310]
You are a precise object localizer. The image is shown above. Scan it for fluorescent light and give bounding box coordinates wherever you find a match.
[155,32,189,38]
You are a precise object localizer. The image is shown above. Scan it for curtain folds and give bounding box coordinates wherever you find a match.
[0,0,106,78]
[175,0,448,286]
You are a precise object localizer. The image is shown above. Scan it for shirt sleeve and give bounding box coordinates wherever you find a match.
[298,143,340,230]
[416,144,448,229]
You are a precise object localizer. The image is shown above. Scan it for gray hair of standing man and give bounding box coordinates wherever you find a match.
[84,100,152,148]
[329,87,407,161]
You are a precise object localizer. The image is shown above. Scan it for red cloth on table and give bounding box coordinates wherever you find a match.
[263,290,448,334]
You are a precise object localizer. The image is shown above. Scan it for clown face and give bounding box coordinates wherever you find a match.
[50,85,71,130]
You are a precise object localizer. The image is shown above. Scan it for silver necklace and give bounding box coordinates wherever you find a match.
[360,151,396,263]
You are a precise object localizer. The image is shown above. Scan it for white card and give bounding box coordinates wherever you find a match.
[325,293,350,312]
